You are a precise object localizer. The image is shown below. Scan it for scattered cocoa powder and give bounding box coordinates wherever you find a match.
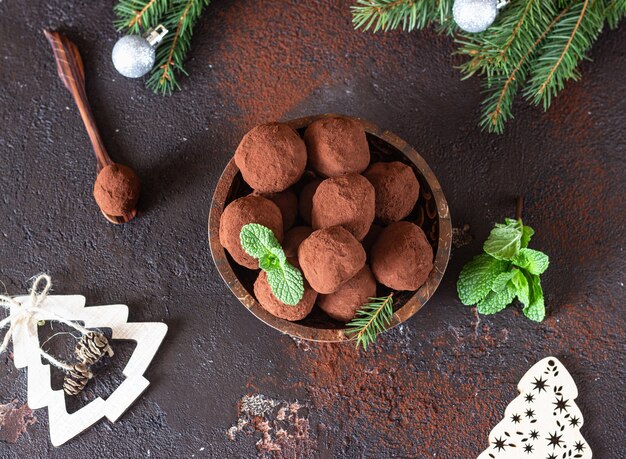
[0,400,37,443]
[93,163,140,216]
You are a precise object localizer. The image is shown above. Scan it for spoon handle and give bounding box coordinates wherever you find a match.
[44,30,112,171]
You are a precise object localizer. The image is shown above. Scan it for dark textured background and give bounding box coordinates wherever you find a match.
[0,1,624,458]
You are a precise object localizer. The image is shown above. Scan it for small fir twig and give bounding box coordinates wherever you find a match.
[114,0,210,95]
[346,294,394,350]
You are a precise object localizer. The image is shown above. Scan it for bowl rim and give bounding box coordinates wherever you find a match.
[208,114,451,342]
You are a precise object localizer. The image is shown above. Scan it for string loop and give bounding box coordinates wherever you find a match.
[0,274,91,371]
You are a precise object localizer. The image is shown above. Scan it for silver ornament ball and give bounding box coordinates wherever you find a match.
[112,35,156,78]
[453,0,498,33]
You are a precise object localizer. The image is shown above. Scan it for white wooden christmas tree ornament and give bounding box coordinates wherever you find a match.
[0,275,167,446]
[478,356,591,459]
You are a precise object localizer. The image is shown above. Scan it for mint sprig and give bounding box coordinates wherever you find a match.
[240,223,304,305]
[457,215,549,322]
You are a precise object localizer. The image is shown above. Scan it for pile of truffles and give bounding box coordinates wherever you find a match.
[219,117,434,323]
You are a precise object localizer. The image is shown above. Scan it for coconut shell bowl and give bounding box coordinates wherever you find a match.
[208,114,451,342]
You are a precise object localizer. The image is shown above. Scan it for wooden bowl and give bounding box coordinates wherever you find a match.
[208,114,451,342]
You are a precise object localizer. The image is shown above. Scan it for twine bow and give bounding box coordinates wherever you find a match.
[0,274,91,371]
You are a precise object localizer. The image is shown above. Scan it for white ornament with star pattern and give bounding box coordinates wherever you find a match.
[478,356,591,459]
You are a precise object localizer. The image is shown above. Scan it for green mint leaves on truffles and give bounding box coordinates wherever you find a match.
[457,218,549,322]
[240,223,304,305]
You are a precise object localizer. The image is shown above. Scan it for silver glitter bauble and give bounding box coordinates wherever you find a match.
[112,25,167,78]
[453,0,498,33]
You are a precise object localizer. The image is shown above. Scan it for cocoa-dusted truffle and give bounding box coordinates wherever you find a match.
[254,189,298,231]
[298,178,321,225]
[298,226,366,294]
[234,122,307,193]
[254,271,317,321]
[219,195,284,269]
[93,163,140,216]
[371,221,433,291]
[318,265,376,322]
[304,117,370,177]
[283,226,313,266]
[311,174,375,241]
[363,161,420,224]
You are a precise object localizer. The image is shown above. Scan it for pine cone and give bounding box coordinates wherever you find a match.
[75,332,114,365]
[63,363,93,396]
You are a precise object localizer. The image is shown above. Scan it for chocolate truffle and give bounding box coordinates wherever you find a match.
[363,161,420,225]
[318,265,376,322]
[298,178,321,225]
[283,226,313,266]
[93,163,140,216]
[371,221,433,291]
[254,271,317,321]
[298,226,366,294]
[304,117,370,177]
[219,195,284,269]
[234,122,307,193]
[311,174,375,241]
[254,189,298,231]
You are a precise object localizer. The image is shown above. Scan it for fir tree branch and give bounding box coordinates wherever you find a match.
[354,0,622,133]
[525,0,605,109]
[114,0,169,33]
[536,0,590,102]
[500,0,537,60]
[481,7,570,133]
[606,0,626,29]
[114,0,210,95]
[351,0,454,33]
[345,294,394,350]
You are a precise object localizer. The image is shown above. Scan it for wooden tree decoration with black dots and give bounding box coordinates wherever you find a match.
[478,356,591,459]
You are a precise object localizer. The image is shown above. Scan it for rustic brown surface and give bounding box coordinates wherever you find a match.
[0,0,624,457]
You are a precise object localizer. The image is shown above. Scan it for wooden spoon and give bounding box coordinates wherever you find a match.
[44,30,138,224]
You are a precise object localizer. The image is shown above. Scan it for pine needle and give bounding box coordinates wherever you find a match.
[345,294,394,350]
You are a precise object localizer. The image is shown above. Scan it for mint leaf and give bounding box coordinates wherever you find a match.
[457,215,548,322]
[476,284,516,315]
[483,224,522,260]
[240,223,281,259]
[457,254,509,305]
[521,225,534,248]
[512,248,549,275]
[523,275,545,322]
[491,271,516,292]
[511,270,529,306]
[266,261,305,305]
[240,223,305,305]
